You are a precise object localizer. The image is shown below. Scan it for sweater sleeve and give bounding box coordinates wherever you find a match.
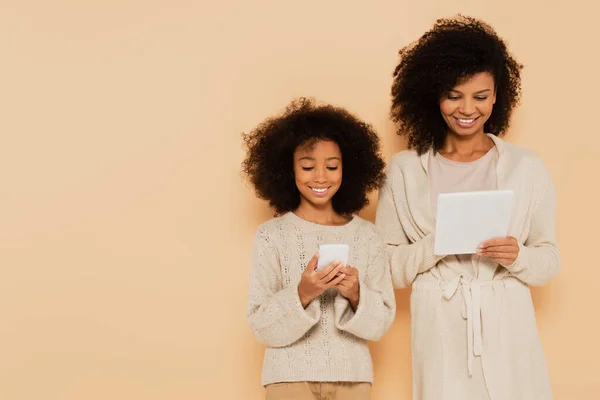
[246,227,321,347]
[375,162,443,288]
[335,228,396,341]
[505,159,560,286]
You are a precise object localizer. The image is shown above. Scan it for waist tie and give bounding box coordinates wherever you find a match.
[413,275,522,377]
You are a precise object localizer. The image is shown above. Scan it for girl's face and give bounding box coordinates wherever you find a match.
[293,139,343,210]
[439,72,497,137]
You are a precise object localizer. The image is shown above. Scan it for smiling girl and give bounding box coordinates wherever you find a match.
[242,98,395,400]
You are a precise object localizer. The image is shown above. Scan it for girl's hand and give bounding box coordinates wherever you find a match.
[336,266,360,311]
[298,253,345,308]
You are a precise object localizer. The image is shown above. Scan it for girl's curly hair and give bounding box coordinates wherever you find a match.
[391,15,523,154]
[242,97,385,216]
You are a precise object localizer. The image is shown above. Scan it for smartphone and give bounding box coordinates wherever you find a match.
[316,244,349,271]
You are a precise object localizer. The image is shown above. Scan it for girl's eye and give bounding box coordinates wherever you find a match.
[326,166,338,171]
[475,96,488,101]
[301,167,314,171]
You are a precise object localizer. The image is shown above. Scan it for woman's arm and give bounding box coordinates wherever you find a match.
[375,163,443,288]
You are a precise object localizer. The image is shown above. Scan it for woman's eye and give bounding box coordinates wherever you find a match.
[475,96,488,101]
[326,166,338,171]
[448,96,460,101]
[301,167,314,171]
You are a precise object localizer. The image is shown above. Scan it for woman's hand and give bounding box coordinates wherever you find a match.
[336,266,360,311]
[477,236,520,266]
[298,253,345,308]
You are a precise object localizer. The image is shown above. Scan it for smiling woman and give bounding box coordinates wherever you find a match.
[439,72,496,139]
[377,15,559,400]
[390,15,522,155]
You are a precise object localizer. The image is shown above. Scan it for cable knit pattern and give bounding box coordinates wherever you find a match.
[375,134,559,400]
[247,212,396,386]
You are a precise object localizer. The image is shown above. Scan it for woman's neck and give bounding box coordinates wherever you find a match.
[440,131,494,162]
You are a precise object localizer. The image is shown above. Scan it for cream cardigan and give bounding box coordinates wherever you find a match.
[376,134,559,399]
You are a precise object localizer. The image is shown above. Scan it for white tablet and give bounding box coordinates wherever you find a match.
[434,190,515,256]
[316,244,349,271]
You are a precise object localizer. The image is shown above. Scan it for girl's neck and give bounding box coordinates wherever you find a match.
[293,201,349,226]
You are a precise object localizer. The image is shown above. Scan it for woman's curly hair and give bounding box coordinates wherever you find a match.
[242,98,385,216]
[391,15,523,154]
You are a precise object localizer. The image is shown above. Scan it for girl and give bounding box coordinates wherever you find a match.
[243,98,395,400]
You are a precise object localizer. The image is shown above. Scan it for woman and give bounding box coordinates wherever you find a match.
[243,98,395,400]
[376,16,559,400]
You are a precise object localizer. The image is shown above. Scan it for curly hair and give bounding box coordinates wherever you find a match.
[242,98,386,216]
[391,15,523,154]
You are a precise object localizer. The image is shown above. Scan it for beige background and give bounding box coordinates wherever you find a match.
[1,1,598,399]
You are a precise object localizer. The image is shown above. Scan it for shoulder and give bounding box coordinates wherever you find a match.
[502,139,539,160]
[252,214,292,247]
[351,215,374,230]
[384,149,423,184]
[500,139,551,177]
[389,149,421,170]
[497,137,555,200]
[492,134,544,166]
[350,216,384,242]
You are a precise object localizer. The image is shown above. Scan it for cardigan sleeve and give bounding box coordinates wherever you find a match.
[375,161,444,288]
[505,158,560,285]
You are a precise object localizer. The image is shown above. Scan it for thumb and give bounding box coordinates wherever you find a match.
[307,252,319,272]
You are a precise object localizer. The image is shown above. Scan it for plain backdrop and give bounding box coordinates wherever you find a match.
[1,1,599,399]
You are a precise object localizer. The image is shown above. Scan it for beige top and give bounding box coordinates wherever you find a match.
[247,213,395,386]
[428,147,499,281]
[376,134,559,399]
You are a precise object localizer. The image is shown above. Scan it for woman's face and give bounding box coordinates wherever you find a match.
[439,72,497,137]
[293,139,343,210]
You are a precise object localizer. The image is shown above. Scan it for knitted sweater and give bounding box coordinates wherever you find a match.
[246,212,396,386]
